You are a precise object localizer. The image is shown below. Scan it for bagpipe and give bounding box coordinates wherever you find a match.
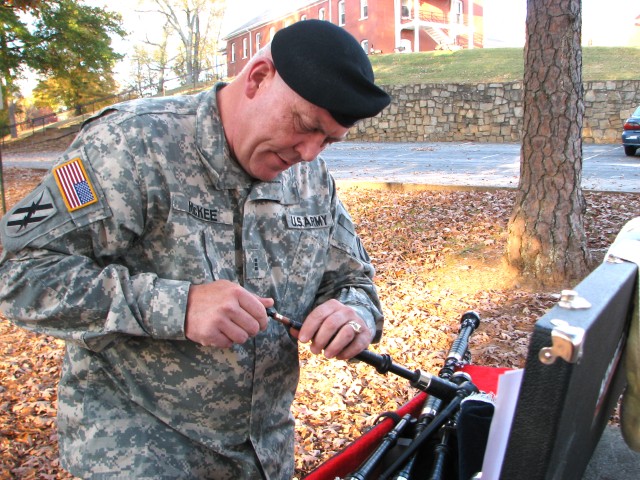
[269,308,506,480]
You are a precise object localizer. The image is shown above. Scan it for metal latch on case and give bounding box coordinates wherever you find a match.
[538,320,586,365]
[558,290,592,310]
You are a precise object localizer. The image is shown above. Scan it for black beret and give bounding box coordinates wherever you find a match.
[271,20,391,127]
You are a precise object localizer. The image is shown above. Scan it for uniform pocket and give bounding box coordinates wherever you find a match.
[165,194,207,238]
[161,194,233,283]
[281,228,331,319]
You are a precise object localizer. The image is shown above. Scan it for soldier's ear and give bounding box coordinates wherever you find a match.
[245,58,275,99]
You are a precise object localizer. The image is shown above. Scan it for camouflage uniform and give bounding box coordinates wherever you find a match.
[0,84,384,479]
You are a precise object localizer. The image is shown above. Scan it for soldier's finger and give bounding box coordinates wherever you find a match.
[298,300,342,343]
[202,327,234,349]
[218,319,251,345]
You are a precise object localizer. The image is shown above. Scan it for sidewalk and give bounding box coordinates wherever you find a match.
[584,426,640,479]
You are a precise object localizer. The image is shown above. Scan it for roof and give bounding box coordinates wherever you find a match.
[222,0,323,40]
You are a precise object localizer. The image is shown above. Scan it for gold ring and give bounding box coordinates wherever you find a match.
[347,321,362,334]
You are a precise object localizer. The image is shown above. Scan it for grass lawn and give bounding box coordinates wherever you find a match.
[370,46,640,84]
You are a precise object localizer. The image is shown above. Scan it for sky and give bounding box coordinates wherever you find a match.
[484,0,640,48]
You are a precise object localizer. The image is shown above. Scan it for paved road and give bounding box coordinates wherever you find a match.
[2,141,639,193]
[322,141,639,192]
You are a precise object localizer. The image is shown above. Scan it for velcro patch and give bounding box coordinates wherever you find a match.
[4,187,57,237]
[286,213,332,229]
[53,158,98,212]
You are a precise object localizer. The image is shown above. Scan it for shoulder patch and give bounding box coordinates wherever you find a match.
[4,187,57,237]
[53,158,98,212]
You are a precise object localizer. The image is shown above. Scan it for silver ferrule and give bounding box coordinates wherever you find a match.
[411,370,433,391]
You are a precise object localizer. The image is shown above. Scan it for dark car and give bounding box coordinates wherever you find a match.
[622,106,640,156]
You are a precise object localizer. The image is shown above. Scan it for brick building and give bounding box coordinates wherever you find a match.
[222,0,484,78]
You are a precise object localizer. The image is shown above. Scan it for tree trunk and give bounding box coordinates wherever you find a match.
[8,100,17,138]
[506,0,592,286]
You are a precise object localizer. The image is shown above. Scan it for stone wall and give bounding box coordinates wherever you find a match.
[350,80,640,144]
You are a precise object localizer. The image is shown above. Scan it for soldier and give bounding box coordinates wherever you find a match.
[0,20,390,479]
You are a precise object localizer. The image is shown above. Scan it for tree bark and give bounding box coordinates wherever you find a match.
[506,0,592,286]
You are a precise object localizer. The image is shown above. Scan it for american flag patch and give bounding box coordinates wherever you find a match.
[53,158,98,212]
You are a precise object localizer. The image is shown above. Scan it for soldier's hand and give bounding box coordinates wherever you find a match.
[295,299,373,360]
[185,280,273,348]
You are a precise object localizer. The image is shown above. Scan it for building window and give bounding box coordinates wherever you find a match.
[269,27,275,42]
[242,37,248,58]
[301,14,307,21]
[338,1,346,25]
[319,8,325,20]
[401,0,410,18]
[361,0,368,19]
[453,0,463,24]
[361,39,369,53]
[256,32,261,51]
[231,43,236,63]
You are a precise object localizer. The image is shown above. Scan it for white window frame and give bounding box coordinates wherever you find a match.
[231,43,236,63]
[338,1,346,25]
[361,0,368,19]
[242,37,248,58]
[361,39,369,53]
[256,32,261,51]
[319,7,325,20]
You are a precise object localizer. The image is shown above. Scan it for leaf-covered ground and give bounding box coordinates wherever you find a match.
[1,167,638,479]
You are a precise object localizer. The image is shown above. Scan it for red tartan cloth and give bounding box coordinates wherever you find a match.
[303,365,512,480]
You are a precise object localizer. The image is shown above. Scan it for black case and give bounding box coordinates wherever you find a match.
[500,260,638,480]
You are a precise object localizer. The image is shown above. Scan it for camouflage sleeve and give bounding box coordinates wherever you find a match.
[0,119,189,352]
[317,178,384,342]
